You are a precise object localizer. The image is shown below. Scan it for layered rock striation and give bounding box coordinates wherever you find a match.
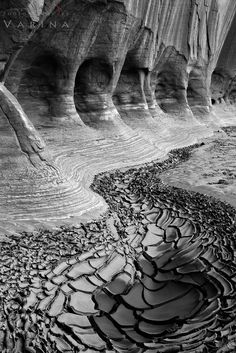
[1,2,236,352]
[0,0,236,229]
[4,0,236,128]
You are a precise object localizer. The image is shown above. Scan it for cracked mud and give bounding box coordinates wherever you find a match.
[0,145,236,353]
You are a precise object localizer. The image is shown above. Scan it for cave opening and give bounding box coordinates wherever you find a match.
[74,58,113,115]
[112,52,151,108]
[210,70,228,104]
[155,67,187,114]
[112,65,141,106]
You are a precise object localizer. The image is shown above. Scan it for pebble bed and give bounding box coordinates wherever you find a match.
[0,143,235,353]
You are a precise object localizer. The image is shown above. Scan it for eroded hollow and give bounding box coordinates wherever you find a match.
[211,69,236,104]
[155,64,187,114]
[211,70,227,102]
[112,65,143,107]
[74,58,113,115]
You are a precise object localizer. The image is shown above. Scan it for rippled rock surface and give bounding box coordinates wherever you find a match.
[1,0,236,230]
[1,148,235,353]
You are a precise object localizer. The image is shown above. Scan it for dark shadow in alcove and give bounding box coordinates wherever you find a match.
[74,58,113,115]
[112,54,147,107]
[112,68,141,106]
[186,82,196,108]
[155,63,187,114]
[211,98,216,105]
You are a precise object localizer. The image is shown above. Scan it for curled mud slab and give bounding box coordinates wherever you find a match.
[0,146,236,353]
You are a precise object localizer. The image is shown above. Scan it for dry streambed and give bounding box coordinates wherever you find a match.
[0,143,236,353]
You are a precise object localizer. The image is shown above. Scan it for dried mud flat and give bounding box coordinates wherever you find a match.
[160,127,236,208]
[0,141,236,352]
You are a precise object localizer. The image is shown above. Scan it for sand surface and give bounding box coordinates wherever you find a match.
[160,127,236,209]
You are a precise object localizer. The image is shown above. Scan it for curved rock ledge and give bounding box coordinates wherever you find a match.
[0,113,218,236]
[1,0,236,235]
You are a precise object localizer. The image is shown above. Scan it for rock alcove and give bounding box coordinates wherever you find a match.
[0,1,236,352]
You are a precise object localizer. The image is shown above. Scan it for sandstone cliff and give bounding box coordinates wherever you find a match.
[4,0,236,128]
[1,3,236,352]
[211,10,236,103]
[0,0,236,230]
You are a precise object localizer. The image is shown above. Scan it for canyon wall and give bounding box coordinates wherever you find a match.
[1,0,236,231]
[211,10,236,103]
[5,0,236,128]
